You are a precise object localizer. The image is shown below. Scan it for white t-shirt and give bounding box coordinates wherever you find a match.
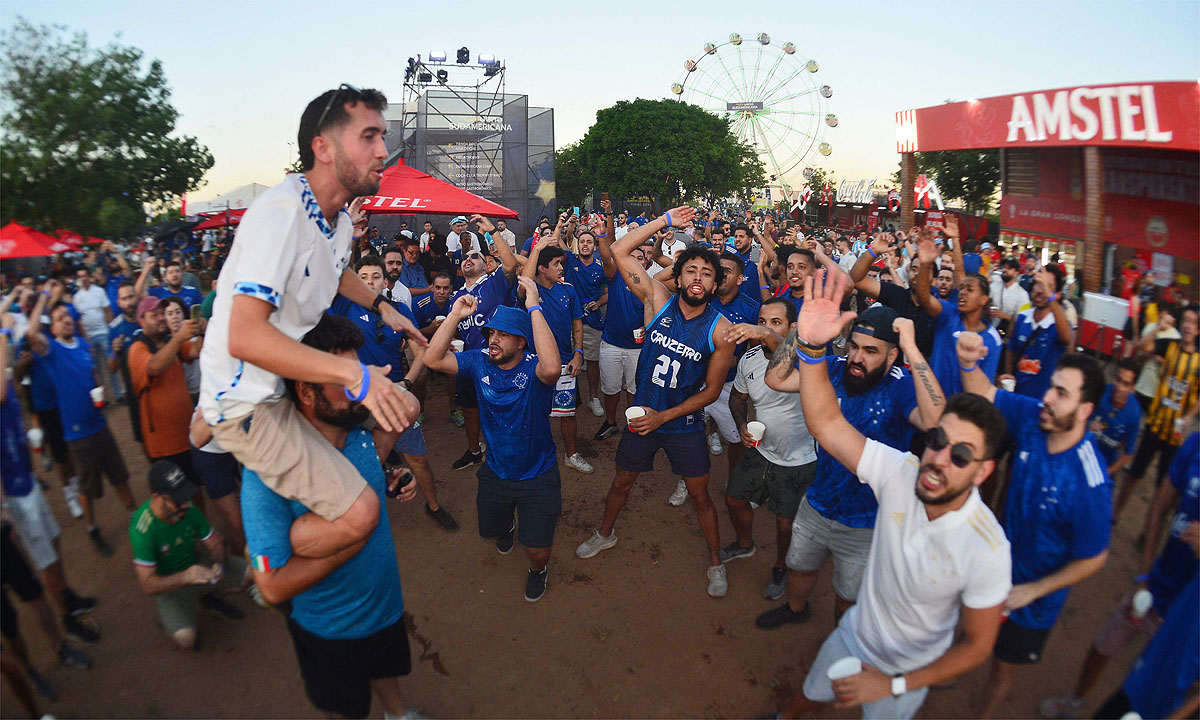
[384,281,412,309]
[843,440,1012,674]
[733,345,816,466]
[198,174,354,424]
[496,228,516,249]
[447,230,478,255]
[72,285,110,337]
[838,252,858,274]
[419,232,433,251]
[990,278,1031,327]
[661,237,687,260]
[614,225,629,240]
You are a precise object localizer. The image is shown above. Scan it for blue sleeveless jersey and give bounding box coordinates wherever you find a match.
[600,273,644,349]
[633,298,722,434]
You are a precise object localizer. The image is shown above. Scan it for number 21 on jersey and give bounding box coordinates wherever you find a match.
[652,354,681,389]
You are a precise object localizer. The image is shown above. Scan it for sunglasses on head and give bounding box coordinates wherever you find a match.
[315,83,362,133]
[925,426,986,468]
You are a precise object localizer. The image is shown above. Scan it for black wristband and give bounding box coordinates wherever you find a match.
[371,294,388,313]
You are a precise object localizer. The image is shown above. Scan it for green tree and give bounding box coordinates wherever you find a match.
[573,99,765,210]
[0,19,213,238]
[890,151,1000,214]
[553,142,588,208]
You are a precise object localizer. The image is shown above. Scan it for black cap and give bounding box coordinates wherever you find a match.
[852,306,901,345]
[148,460,200,505]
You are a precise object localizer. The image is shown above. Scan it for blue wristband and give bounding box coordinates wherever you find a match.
[344,362,370,402]
[574,349,584,356]
[1134,574,1150,584]
[867,247,880,259]
[527,304,543,314]
[795,348,826,365]
[760,285,770,290]
[663,213,672,228]
[958,363,979,373]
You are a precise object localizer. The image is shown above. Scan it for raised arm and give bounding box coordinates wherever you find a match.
[913,227,943,317]
[25,282,60,356]
[593,201,618,280]
[519,277,564,385]
[849,233,895,298]
[473,214,518,284]
[134,256,157,298]
[944,215,966,288]
[956,332,998,402]
[610,207,692,310]
[895,317,945,431]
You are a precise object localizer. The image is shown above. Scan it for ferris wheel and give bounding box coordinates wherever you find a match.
[671,33,836,196]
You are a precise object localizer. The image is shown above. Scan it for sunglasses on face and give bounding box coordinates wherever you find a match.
[924,426,985,468]
[315,83,362,133]
[465,252,485,261]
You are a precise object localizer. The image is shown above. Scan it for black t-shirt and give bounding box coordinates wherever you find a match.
[419,251,454,283]
[876,281,936,359]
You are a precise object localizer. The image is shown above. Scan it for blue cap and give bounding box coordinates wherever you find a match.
[451,215,468,225]
[481,305,532,345]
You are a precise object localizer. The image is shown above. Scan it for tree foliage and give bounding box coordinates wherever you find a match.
[553,142,588,208]
[891,150,1000,215]
[572,99,765,210]
[0,19,213,237]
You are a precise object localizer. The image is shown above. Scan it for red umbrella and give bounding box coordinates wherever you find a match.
[0,222,57,259]
[361,161,519,218]
[194,208,246,230]
[56,229,102,247]
[40,237,75,254]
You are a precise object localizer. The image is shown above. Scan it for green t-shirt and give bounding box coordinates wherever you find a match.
[128,499,212,576]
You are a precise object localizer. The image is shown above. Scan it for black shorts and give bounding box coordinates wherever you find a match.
[993,619,1051,664]
[1128,432,1177,486]
[454,373,478,409]
[476,463,562,549]
[34,409,70,464]
[286,614,412,719]
[614,429,710,478]
[191,449,240,500]
[1,525,43,640]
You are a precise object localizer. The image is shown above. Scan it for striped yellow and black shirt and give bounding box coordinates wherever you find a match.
[1147,338,1199,445]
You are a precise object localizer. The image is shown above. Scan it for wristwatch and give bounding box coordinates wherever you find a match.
[371,294,389,313]
[795,336,826,359]
[398,378,413,391]
[891,674,907,697]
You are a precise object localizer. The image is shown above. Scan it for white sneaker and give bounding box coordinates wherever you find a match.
[707,432,723,455]
[707,564,728,598]
[668,478,688,506]
[588,397,604,417]
[576,529,618,559]
[63,486,83,519]
[565,453,594,474]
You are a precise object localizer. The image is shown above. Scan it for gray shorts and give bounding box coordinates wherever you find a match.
[802,623,929,719]
[582,324,602,363]
[726,449,816,520]
[785,497,873,602]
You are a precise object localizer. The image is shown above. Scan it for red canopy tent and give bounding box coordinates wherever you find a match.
[194,208,246,230]
[56,229,102,247]
[360,161,519,219]
[0,222,57,259]
[40,236,75,254]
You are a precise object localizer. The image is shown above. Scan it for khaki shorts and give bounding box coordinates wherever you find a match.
[582,325,602,363]
[154,555,248,634]
[210,400,366,521]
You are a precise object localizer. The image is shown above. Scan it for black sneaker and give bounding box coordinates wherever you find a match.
[524,568,548,603]
[755,602,811,629]
[719,540,756,563]
[451,449,484,470]
[63,614,100,644]
[57,641,92,670]
[593,422,619,441]
[88,527,114,558]
[200,594,245,621]
[64,588,98,617]
[425,504,460,532]
[28,668,56,700]
[496,521,516,555]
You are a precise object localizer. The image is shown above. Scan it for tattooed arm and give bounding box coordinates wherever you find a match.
[895,317,945,431]
[764,326,802,393]
[610,206,693,314]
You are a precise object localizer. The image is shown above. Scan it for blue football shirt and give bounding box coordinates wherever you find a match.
[413,294,451,328]
[0,382,36,498]
[564,251,605,331]
[328,297,418,383]
[711,291,761,382]
[148,284,205,308]
[524,282,582,364]
[1146,432,1199,615]
[1007,308,1070,399]
[632,298,722,434]
[456,349,557,480]
[39,337,106,441]
[600,274,645,349]
[1092,385,1143,468]
[450,271,512,351]
[930,299,1002,398]
[1122,576,1198,720]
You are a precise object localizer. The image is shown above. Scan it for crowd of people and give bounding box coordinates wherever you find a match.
[1,84,1197,719]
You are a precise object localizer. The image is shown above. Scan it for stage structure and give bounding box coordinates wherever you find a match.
[382,50,555,239]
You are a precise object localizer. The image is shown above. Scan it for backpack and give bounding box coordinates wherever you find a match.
[117,332,160,447]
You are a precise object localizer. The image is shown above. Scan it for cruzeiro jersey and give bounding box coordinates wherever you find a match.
[632,297,722,435]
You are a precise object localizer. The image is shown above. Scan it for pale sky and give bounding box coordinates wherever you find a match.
[2,0,1197,202]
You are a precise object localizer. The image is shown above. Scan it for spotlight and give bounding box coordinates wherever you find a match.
[456,47,470,64]
[429,50,447,63]
[484,64,501,77]
[477,52,495,65]
[436,69,449,83]
[418,70,432,83]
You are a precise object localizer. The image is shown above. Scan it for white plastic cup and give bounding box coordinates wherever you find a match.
[1130,589,1153,621]
[625,406,646,431]
[27,427,44,452]
[90,386,105,408]
[747,421,766,447]
[633,328,645,344]
[435,315,447,322]
[450,340,465,353]
[1000,377,1016,392]
[826,656,862,681]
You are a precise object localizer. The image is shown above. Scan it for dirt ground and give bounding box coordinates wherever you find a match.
[2,377,1157,719]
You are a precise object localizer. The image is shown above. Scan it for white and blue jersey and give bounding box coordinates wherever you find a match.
[600,274,645,349]
[148,284,205,308]
[564,251,605,331]
[996,390,1112,630]
[711,291,761,382]
[523,282,583,364]
[450,271,512,351]
[930,299,1002,398]
[1146,432,1199,615]
[241,426,404,639]
[632,298,722,435]
[1092,385,1142,468]
[804,357,918,529]
[413,294,451,329]
[38,337,105,441]
[1007,308,1071,399]
[456,349,557,481]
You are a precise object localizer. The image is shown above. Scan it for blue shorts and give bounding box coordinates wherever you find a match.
[454,373,478,409]
[615,429,710,477]
[476,462,562,549]
[190,449,239,500]
[392,425,426,457]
